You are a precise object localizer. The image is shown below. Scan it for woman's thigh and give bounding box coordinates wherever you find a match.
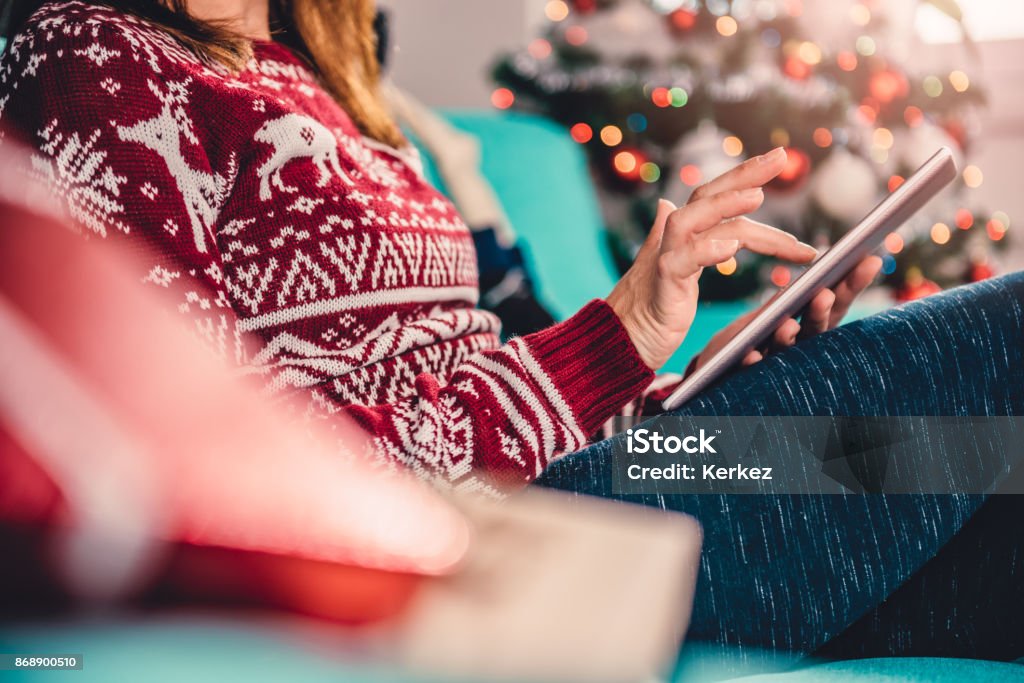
[536,271,1024,653]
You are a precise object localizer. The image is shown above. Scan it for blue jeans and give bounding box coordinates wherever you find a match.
[536,272,1024,661]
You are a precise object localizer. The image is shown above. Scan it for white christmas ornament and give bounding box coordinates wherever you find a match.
[665,121,740,206]
[811,148,878,222]
[901,122,963,171]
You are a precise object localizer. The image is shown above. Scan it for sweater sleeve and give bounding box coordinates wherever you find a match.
[0,7,654,496]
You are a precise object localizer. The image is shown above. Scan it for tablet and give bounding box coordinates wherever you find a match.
[662,146,958,411]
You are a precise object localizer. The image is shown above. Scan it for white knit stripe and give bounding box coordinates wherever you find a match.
[461,365,540,470]
[467,354,559,465]
[508,338,587,450]
[237,285,479,332]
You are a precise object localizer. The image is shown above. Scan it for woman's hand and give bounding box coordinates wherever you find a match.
[607,148,817,371]
[693,255,882,371]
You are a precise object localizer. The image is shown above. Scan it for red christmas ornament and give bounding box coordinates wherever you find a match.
[943,120,968,149]
[968,261,994,282]
[868,68,909,104]
[768,147,811,192]
[894,268,941,302]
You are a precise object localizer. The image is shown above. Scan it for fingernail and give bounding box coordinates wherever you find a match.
[762,146,786,162]
[741,187,764,201]
[799,241,819,255]
[712,239,740,253]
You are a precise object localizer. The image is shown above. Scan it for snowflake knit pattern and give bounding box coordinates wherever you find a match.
[0,2,654,494]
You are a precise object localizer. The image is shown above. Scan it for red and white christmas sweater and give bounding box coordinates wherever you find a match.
[0,2,655,494]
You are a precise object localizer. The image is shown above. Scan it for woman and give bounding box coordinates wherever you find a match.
[1,0,1021,664]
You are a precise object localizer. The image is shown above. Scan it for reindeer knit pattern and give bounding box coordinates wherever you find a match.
[0,2,654,494]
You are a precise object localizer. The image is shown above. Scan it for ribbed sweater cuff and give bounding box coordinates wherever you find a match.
[524,299,654,437]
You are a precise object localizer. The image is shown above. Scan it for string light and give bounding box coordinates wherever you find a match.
[679,164,702,186]
[855,35,876,56]
[722,136,744,156]
[627,113,648,132]
[963,165,983,188]
[600,125,623,146]
[640,162,661,183]
[873,127,894,150]
[716,16,739,36]
[570,123,593,143]
[490,88,515,109]
[837,51,858,71]
[923,76,943,97]
[988,213,1009,241]
[849,3,871,26]
[884,232,904,254]
[544,0,570,22]
[565,25,588,46]
[904,106,924,127]
[651,87,672,108]
[770,265,791,287]
[949,70,970,92]
[716,256,738,275]
[614,150,638,175]
[797,41,822,65]
[930,222,951,244]
[528,38,552,59]
[812,127,832,147]
[669,87,688,107]
[955,208,974,230]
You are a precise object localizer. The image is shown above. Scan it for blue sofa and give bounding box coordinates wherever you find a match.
[2,111,1019,683]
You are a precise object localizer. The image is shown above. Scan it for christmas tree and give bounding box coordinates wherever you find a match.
[493,0,1010,301]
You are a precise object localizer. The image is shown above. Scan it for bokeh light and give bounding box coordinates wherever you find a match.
[651,87,672,108]
[545,0,570,22]
[798,41,822,65]
[904,106,924,127]
[565,25,588,46]
[669,87,689,107]
[679,164,702,186]
[614,150,638,174]
[722,136,744,157]
[949,70,970,92]
[570,122,593,143]
[812,127,832,147]
[930,222,951,244]
[528,38,552,59]
[600,125,623,146]
[923,75,944,97]
[770,128,790,147]
[955,208,974,230]
[639,162,661,183]
[963,165,983,188]
[873,127,894,149]
[837,51,858,71]
[627,113,648,132]
[716,16,739,36]
[855,35,876,56]
[888,175,904,192]
[717,256,738,275]
[849,3,871,26]
[490,88,515,109]
[884,232,904,254]
[770,265,792,287]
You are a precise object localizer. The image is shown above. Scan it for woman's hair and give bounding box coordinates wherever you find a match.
[6,0,405,147]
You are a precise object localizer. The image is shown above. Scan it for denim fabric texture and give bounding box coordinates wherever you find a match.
[536,271,1024,661]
